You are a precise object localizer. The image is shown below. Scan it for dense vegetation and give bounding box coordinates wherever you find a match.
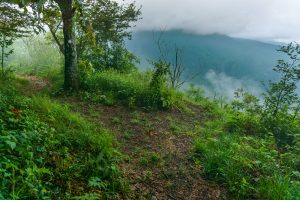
[81,69,183,109]
[1,1,300,199]
[0,78,127,199]
[192,97,300,199]
[190,43,300,199]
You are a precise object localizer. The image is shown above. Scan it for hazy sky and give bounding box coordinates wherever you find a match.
[117,0,300,42]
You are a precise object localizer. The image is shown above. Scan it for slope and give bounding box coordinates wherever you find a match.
[126,30,284,96]
[16,75,228,199]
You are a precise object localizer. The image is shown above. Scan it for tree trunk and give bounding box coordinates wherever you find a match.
[1,35,4,76]
[56,0,79,90]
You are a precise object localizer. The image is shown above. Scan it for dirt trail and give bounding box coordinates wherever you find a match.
[60,97,227,200]
[17,75,50,94]
[21,76,228,200]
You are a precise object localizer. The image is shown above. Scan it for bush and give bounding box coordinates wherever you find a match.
[83,70,183,109]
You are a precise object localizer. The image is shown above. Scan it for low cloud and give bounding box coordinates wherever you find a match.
[118,0,300,42]
[202,70,263,99]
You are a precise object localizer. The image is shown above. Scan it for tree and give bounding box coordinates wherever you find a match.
[40,0,141,72]
[263,42,300,146]
[56,0,79,90]
[0,2,32,76]
[4,0,140,88]
[153,30,200,89]
[3,0,79,89]
[264,42,300,116]
[0,35,13,76]
[76,0,141,71]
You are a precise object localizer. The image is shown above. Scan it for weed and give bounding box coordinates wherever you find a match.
[124,131,135,140]
[139,151,162,166]
[112,117,121,124]
[130,118,141,125]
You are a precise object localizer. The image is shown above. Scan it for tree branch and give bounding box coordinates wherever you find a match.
[48,24,65,55]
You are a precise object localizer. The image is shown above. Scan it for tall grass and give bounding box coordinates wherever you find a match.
[83,70,183,109]
[193,105,300,200]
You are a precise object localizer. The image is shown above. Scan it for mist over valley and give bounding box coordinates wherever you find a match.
[126,30,285,98]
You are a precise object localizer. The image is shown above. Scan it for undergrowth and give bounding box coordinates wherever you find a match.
[81,69,183,110]
[193,99,300,200]
[0,79,126,199]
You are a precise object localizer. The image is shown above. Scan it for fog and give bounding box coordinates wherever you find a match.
[117,0,300,42]
[202,70,264,100]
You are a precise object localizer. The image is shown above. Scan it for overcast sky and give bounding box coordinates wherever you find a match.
[117,0,300,42]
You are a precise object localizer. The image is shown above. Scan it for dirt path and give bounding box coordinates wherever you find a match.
[16,75,50,94]
[20,75,228,200]
[60,97,227,200]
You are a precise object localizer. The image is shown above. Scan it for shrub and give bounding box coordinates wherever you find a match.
[83,70,183,109]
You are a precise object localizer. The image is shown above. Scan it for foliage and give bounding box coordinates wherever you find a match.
[77,0,141,72]
[194,133,300,199]
[8,35,63,75]
[83,69,183,109]
[185,84,207,103]
[139,151,162,166]
[262,43,300,147]
[193,104,300,199]
[0,79,124,199]
[232,88,261,113]
[150,59,170,90]
[187,63,300,199]
[78,59,95,85]
[264,43,300,115]
[0,2,35,76]
[81,0,140,44]
[227,43,300,148]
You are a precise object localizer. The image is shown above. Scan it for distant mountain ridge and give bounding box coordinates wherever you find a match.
[126,30,285,97]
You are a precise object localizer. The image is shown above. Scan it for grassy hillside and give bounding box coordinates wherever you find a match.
[1,68,299,199]
[1,32,299,200]
[2,1,299,199]
[0,78,125,199]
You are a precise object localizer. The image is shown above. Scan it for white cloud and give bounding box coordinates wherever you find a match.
[202,70,263,99]
[117,0,300,42]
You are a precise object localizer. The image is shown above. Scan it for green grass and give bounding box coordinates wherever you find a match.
[0,80,126,199]
[3,65,300,200]
[139,151,163,166]
[83,70,183,109]
[193,106,300,200]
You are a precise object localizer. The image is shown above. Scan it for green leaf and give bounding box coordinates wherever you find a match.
[5,141,16,150]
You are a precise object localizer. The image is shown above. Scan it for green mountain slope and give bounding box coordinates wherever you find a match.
[126,30,285,97]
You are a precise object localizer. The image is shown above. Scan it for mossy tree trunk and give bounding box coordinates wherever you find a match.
[55,0,79,90]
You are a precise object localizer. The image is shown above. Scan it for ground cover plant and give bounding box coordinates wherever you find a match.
[0,78,126,199]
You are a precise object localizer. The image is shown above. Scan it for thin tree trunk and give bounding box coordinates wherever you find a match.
[56,0,79,90]
[1,35,4,76]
